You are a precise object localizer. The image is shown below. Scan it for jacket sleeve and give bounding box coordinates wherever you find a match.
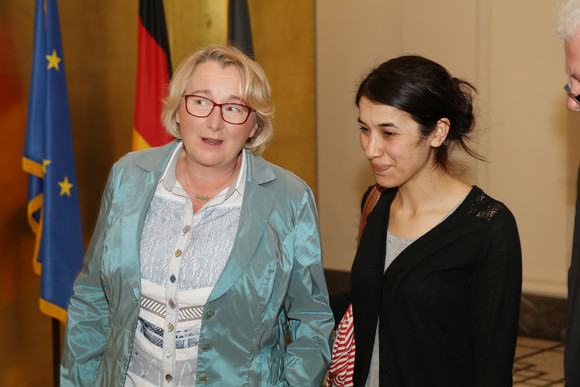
[60,167,115,386]
[566,167,580,386]
[470,207,522,387]
[283,188,334,386]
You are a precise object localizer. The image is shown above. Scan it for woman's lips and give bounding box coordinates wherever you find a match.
[203,137,222,145]
[372,164,390,173]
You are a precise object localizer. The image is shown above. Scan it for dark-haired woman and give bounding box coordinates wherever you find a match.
[330,55,522,386]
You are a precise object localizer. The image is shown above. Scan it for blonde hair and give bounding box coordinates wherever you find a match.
[162,44,274,154]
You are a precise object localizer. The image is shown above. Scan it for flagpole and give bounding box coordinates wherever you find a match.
[52,318,60,386]
[227,0,254,59]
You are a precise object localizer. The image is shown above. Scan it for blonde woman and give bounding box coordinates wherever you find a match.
[61,44,333,386]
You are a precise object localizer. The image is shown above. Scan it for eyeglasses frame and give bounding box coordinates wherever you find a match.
[183,94,253,125]
[565,82,580,105]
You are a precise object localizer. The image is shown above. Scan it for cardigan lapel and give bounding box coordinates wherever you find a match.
[354,186,481,289]
[208,153,277,302]
[359,191,392,275]
[383,186,481,284]
[351,189,392,385]
[352,186,482,385]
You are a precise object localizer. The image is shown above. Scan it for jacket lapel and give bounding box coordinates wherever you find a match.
[208,153,277,302]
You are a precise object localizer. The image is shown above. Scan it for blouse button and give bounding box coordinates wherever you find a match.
[175,249,182,257]
[200,342,211,351]
[168,299,176,309]
[183,225,191,233]
[165,374,173,382]
[167,323,174,332]
[198,374,209,384]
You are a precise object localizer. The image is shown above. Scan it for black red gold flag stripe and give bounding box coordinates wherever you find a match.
[133,0,173,151]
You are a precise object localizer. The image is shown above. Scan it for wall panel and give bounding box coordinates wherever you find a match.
[316,0,571,299]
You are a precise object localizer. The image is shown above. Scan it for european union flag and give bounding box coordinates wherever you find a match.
[22,0,84,322]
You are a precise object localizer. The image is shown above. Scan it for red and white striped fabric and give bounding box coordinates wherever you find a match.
[326,303,355,386]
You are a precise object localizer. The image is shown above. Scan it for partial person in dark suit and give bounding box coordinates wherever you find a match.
[559,1,580,385]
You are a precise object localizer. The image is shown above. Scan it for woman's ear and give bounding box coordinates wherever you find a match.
[430,118,450,147]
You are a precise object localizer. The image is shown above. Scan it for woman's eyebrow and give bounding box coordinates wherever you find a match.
[358,118,397,128]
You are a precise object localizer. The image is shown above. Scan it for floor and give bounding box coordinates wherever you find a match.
[514,336,565,386]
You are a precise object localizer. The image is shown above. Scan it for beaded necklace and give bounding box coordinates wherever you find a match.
[182,158,210,201]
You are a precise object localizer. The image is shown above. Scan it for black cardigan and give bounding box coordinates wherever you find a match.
[333,186,522,387]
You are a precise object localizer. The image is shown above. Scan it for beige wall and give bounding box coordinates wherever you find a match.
[317,0,572,298]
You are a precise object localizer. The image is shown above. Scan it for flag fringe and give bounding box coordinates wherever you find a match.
[26,193,43,233]
[39,297,68,323]
[22,156,44,178]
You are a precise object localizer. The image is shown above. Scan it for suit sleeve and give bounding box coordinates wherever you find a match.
[566,167,580,386]
[470,207,522,387]
[283,188,334,386]
[60,167,116,386]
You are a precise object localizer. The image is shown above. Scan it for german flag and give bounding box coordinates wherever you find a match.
[133,0,173,151]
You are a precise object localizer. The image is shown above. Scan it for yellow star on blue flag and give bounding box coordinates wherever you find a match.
[58,176,73,197]
[22,0,84,322]
[46,49,61,70]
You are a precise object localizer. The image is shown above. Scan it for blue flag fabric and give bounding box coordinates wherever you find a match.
[22,0,84,322]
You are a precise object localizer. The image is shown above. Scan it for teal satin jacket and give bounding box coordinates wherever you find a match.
[60,141,334,386]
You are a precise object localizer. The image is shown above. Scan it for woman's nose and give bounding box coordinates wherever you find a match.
[207,105,225,129]
[363,134,382,159]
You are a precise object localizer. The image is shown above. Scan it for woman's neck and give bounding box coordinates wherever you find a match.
[179,150,243,200]
[388,169,471,238]
[396,169,468,211]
